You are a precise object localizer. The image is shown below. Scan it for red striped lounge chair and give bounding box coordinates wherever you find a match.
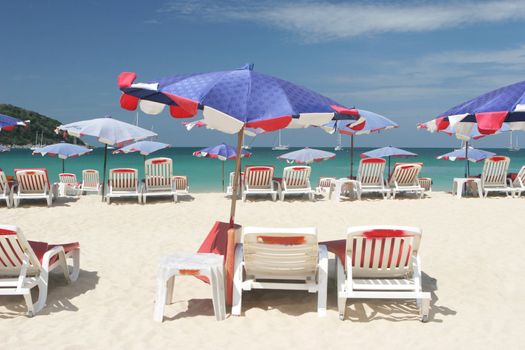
[387,163,424,199]
[0,169,12,207]
[481,156,512,197]
[242,166,279,202]
[315,176,335,197]
[280,166,315,201]
[336,225,430,322]
[59,173,81,197]
[142,157,176,203]
[356,158,390,199]
[173,175,190,201]
[0,224,80,316]
[106,168,140,204]
[81,169,101,194]
[508,165,525,197]
[13,168,57,207]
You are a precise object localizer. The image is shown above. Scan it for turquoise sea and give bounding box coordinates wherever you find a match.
[2,147,525,192]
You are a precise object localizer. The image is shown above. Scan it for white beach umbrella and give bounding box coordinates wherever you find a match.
[57,116,157,197]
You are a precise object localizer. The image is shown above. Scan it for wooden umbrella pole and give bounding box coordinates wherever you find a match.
[229,127,244,227]
[221,161,225,193]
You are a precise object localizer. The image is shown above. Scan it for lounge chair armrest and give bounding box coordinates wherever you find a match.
[41,245,66,272]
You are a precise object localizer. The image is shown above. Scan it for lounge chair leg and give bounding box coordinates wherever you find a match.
[33,276,48,316]
[166,276,175,305]
[231,245,244,316]
[336,257,346,320]
[420,298,430,322]
[68,249,80,282]
[317,245,328,317]
[153,277,168,322]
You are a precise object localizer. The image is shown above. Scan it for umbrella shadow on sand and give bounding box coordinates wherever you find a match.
[0,269,99,319]
[339,272,456,323]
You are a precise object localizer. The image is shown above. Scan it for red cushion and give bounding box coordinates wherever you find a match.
[28,240,79,264]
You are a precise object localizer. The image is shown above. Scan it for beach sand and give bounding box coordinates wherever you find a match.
[1,192,524,349]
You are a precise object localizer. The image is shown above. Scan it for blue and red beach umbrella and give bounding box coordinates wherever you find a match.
[437,146,495,177]
[33,142,92,172]
[361,146,417,174]
[419,80,525,139]
[113,140,170,157]
[277,147,335,164]
[0,113,27,131]
[193,143,251,191]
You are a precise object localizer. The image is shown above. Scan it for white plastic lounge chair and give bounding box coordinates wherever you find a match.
[13,168,56,207]
[59,173,81,197]
[232,227,328,317]
[106,168,141,204]
[141,157,176,203]
[173,175,190,201]
[81,169,101,194]
[419,177,432,192]
[315,176,335,197]
[0,224,80,316]
[280,166,315,201]
[0,170,12,207]
[356,158,390,199]
[242,166,279,201]
[508,165,525,197]
[226,171,244,197]
[336,225,430,322]
[481,156,511,197]
[387,163,424,199]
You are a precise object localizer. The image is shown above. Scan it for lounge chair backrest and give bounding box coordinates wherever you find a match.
[59,173,78,185]
[513,166,525,187]
[228,171,244,187]
[15,169,50,193]
[346,226,422,278]
[358,158,386,186]
[388,163,422,186]
[109,168,138,191]
[282,166,311,189]
[482,156,510,186]
[145,157,173,189]
[317,177,335,188]
[82,169,100,189]
[173,176,188,191]
[0,170,8,192]
[0,224,42,276]
[244,166,274,189]
[242,227,318,279]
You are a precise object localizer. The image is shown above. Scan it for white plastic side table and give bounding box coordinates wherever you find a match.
[154,253,226,322]
[452,178,482,198]
[332,179,361,202]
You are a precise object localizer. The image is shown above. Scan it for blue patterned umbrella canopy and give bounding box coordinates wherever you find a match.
[437,146,496,177]
[33,142,92,172]
[419,80,525,140]
[118,64,358,134]
[361,146,417,174]
[114,140,170,156]
[193,143,251,191]
[0,113,27,131]
[277,147,335,164]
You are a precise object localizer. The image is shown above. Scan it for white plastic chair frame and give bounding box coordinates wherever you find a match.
[81,169,101,194]
[242,166,279,202]
[13,169,55,207]
[481,156,512,197]
[141,157,176,203]
[106,168,141,204]
[0,224,80,316]
[280,166,315,201]
[508,165,525,197]
[336,225,430,322]
[357,158,390,199]
[388,163,424,199]
[232,227,328,317]
[59,173,81,197]
[0,170,12,207]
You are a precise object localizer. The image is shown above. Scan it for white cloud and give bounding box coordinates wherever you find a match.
[143,19,161,25]
[159,0,525,42]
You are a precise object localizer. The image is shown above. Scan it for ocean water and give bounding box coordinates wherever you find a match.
[2,147,525,192]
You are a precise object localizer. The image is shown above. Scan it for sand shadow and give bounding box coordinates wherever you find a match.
[0,269,99,318]
[339,272,456,323]
[12,196,80,208]
[163,298,217,321]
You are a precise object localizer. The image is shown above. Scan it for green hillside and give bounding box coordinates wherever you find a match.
[0,104,82,146]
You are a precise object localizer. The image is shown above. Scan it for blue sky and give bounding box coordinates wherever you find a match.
[1,0,525,148]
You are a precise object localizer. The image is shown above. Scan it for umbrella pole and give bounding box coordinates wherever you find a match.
[465,141,469,177]
[388,156,391,175]
[222,161,225,192]
[229,127,245,226]
[102,144,108,201]
[350,134,355,178]
[62,159,65,173]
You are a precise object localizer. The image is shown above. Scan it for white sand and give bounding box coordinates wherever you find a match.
[1,192,524,349]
